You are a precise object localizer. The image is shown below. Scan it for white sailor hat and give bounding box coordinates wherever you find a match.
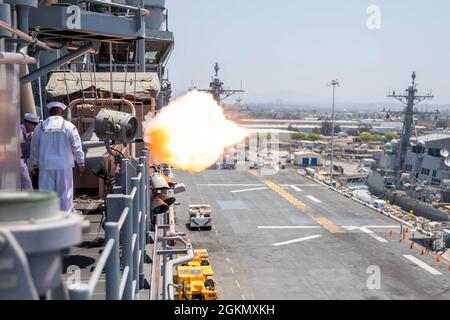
[47,101,67,111]
[24,113,40,123]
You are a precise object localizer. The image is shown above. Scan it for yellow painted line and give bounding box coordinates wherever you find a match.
[249,170,342,234]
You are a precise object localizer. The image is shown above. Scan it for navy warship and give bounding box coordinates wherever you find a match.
[1,2,450,301]
[367,73,450,221]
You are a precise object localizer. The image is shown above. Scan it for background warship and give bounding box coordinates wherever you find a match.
[367,73,450,222]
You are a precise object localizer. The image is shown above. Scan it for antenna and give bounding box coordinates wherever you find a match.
[384,73,435,171]
[196,63,244,103]
[214,62,219,77]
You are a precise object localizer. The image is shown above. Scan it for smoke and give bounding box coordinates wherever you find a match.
[143,90,248,172]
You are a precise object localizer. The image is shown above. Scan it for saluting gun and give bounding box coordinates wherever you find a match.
[93,108,142,162]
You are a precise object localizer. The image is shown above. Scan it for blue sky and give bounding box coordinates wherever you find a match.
[166,0,450,105]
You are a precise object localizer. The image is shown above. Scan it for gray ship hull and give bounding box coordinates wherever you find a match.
[367,172,450,222]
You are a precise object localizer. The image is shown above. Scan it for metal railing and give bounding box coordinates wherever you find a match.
[149,191,194,300]
[0,19,51,50]
[66,146,193,300]
[68,148,150,300]
[84,0,150,17]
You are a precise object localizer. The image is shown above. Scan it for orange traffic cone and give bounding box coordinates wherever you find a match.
[448,264,450,271]
[389,229,392,237]
[405,227,409,234]
[436,255,441,265]
[420,248,425,255]
[409,242,414,250]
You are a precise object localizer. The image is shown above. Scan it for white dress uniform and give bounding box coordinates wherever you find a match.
[19,113,39,190]
[30,104,85,213]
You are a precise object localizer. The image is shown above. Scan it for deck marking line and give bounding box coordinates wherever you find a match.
[342,225,400,229]
[249,169,342,234]
[198,184,264,187]
[226,257,231,264]
[359,227,388,243]
[306,195,321,203]
[231,187,268,193]
[236,280,241,289]
[230,267,234,274]
[290,185,303,192]
[281,184,320,187]
[342,226,358,231]
[258,226,321,229]
[273,234,322,246]
[403,255,442,275]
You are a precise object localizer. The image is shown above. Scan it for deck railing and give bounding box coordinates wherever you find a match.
[68,149,150,300]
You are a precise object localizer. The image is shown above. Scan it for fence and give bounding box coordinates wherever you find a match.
[68,148,150,300]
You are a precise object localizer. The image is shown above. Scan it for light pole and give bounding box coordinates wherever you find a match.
[328,79,340,186]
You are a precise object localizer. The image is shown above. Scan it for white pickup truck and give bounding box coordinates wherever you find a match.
[189,204,212,230]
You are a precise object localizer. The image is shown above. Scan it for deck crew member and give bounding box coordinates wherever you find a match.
[30,102,85,213]
[19,113,40,190]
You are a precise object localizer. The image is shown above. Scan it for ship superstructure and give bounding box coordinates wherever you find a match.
[368,73,450,221]
[0,0,193,300]
[193,62,244,104]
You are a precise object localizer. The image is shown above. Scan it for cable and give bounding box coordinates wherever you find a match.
[182,281,191,300]
[110,146,125,159]
[166,283,181,300]
[120,45,130,111]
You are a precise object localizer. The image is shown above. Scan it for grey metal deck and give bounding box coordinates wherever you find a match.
[62,202,153,300]
[173,168,450,300]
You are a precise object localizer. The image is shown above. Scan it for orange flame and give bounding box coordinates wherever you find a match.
[143,90,248,172]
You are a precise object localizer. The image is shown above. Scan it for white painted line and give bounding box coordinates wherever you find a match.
[235,280,241,289]
[230,267,234,274]
[226,257,231,264]
[273,234,322,247]
[363,225,400,229]
[242,295,246,300]
[342,225,399,229]
[359,227,388,243]
[199,184,264,187]
[342,226,358,231]
[258,226,321,229]
[403,255,442,275]
[280,184,320,187]
[231,187,268,193]
[306,195,321,203]
[290,185,303,192]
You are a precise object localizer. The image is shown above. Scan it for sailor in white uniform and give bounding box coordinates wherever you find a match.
[19,113,40,190]
[30,102,85,213]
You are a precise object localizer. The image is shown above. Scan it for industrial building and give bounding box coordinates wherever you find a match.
[293,151,322,167]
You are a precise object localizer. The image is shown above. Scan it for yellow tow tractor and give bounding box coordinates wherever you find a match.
[188,249,209,266]
[176,249,217,300]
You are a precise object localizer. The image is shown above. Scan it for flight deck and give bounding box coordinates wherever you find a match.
[174,168,450,300]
